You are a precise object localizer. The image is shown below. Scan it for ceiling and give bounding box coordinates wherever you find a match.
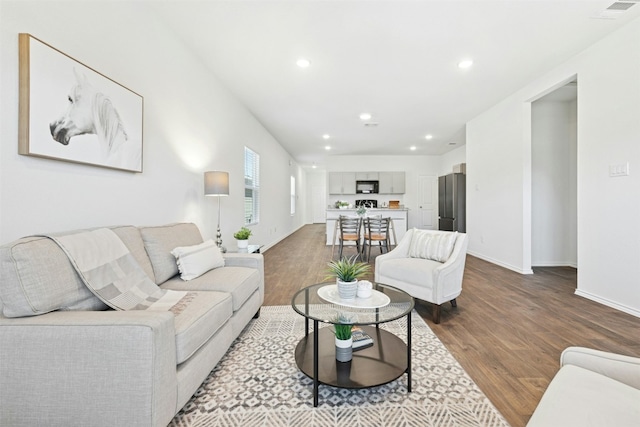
[150,1,640,167]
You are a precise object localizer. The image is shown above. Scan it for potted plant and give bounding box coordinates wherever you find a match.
[326,255,370,299]
[233,227,252,249]
[332,314,354,362]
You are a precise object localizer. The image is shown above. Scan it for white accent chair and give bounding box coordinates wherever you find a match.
[527,347,640,426]
[374,228,468,323]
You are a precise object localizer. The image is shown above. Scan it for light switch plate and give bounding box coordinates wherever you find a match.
[609,163,629,177]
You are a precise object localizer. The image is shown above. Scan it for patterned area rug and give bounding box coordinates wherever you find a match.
[169,306,510,427]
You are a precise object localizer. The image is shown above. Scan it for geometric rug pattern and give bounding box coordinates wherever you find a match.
[169,305,510,426]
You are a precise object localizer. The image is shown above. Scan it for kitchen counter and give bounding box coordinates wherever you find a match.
[326,208,408,245]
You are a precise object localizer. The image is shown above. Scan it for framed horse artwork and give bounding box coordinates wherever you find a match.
[18,34,144,173]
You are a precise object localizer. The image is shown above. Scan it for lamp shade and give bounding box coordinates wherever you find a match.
[204,171,229,196]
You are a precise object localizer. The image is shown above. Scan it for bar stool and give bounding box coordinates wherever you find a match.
[337,215,362,260]
[363,217,391,262]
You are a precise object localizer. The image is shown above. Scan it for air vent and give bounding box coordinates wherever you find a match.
[592,1,636,19]
[364,123,379,127]
[607,1,636,10]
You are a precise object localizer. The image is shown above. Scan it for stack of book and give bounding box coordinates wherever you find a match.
[351,326,374,350]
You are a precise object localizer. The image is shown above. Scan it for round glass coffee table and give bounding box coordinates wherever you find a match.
[291,282,414,407]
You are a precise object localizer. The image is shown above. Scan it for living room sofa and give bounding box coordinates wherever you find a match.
[527,346,640,426]
[0,222,264,427]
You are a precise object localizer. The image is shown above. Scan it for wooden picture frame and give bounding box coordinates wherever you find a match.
[19,34,144,173]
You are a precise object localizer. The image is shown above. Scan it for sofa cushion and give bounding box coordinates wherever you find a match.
[139,223,204,284]
[171,240,225,281]
[111,225,156,282]
[161,266,260,311]
[0,236,108,318]
[409,229,457,262]
[172,291,233,364]
[527,364,640,426]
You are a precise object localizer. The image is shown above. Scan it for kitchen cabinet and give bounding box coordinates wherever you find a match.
[355,172,379,180]
[328,172,356,194]
[379,172,405,194]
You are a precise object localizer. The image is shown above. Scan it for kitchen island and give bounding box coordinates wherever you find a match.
[326,208,408,245]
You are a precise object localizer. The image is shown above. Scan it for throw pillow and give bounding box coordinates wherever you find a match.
[409,229,458,263]
[171,240,225,281]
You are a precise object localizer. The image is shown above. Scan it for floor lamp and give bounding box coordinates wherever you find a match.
[204,171,229,253]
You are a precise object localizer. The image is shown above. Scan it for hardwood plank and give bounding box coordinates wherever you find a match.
[262,224,640,427]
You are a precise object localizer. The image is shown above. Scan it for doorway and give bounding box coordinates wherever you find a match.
[531,81,578,268]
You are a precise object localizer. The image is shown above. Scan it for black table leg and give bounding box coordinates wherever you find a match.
[407,312,412,392]
[313,318,319,407]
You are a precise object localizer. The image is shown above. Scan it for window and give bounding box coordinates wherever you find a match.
[290,176,296,215]
[244,147,260,225]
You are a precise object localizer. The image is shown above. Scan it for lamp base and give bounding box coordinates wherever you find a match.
[216,226,226,253]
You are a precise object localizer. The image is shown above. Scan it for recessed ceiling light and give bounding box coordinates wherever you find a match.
[458,59,473,69]
[322,134,330,140]
[296,58,311,68]
[312,164,317,169]
[359,113,372,121]
[325,146,331,150]
[410,146,417,151]
[425,134,433,140]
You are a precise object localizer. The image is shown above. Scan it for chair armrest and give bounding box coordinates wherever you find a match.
[560,346,640,390]
[0,310,177,426]
[432,234,468,303]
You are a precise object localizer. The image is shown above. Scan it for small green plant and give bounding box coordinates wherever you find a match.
[335,200,349,208]
[233,227,252,240]
[356,205,367,216]
[325,255,370,282]
[332,314,353,340]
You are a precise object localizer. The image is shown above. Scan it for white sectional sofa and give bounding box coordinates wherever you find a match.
[527,346,640,426]
[0,222,264,427]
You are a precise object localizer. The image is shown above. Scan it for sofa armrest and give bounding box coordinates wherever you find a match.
[0,310,177,427]
[223,253,265,301]
[560,346,640,390]
[432,234,468,302]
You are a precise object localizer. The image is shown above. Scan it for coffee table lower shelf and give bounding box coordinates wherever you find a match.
[294,325,409,405]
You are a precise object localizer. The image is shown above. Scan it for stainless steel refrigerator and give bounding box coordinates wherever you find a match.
[438,173,466,232]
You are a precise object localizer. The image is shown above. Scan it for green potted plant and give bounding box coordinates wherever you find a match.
[332,313,354,362]
[233,227,252,249]
[326,255,370,299]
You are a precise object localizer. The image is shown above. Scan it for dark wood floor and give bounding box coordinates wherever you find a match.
[262,224,640,427]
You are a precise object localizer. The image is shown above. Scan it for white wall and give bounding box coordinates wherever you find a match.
[439,145,467,176]
[0,1,304,248]
[467,16,640,317]
[531,100,577,267]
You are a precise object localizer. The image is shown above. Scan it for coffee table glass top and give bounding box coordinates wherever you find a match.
[291,282,414,325]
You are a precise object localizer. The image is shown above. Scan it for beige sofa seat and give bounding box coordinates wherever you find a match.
[162,266,260,312]
[527,347,640,426]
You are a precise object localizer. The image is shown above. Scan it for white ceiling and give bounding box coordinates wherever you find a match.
[150,1,640,167]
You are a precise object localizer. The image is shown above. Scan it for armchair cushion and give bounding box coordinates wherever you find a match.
[171,240,225,281]
[409,229,458,262]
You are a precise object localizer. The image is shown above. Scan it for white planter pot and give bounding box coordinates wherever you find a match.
[335,337,353,362]
[337,279,358,300]
[237,239,248,249]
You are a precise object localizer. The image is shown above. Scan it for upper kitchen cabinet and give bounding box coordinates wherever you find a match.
[379,172,405,194]
[328,172,356,194]
[355,172,379,180]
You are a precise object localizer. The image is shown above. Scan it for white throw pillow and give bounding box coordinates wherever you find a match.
[171,239,225,281]
[409,229,457,263]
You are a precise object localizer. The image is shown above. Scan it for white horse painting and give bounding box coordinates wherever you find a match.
[49,69,140,170]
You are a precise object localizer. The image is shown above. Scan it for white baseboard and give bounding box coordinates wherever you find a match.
[467,250,534,275]
[532,261,578,268]
[575,289,640,319]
